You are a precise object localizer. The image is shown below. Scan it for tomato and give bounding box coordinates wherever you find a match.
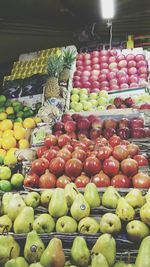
[44,135,58,148]
[37,146,48,158]
[49,157,65,176]
[111,174,131,188]
[126,143,140,157]
[58,134,71,147]
[91,171,110,187]
[65,158,83,178]
[97,146,112,161]
[42,149,57,162]
[75,174,90,188]
[133,155,148,167]
[72,149,87,162]
[121,158,138,176]
[102,157,120,177]
[57,148,72,162]
[109,135,121,147]
[31,158,49,175]
[56,175,72,188]
[132,173,150,188]
[112,145,129,161]
[24,173,39,188]
[84,157,102,176]
[39,170,57,188]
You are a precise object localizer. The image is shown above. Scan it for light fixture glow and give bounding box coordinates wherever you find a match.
[100,0,115,19]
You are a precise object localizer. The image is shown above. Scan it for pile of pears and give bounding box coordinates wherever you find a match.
[0,183,150,244]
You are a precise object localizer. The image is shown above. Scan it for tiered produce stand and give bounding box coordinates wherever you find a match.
[0,45,150,266]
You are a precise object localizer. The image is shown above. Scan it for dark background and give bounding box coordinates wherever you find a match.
[0,0,150,84]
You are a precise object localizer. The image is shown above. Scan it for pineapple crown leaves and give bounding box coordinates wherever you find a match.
[47,55,63,77]
[62,49,76,69]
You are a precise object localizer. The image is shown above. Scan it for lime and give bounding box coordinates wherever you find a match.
[0,180,12,191]
[23,106,31,112]
[14,118,23,123]
[16,111,24,118]
[7,114,16,120]
[0,95,6,107]
[5,99,12,108]
[0,107,5,113]
[23,110,34,118]
[13,104,23,113]
[12,100,21,107]
[0,157,4,165]
[0,166,11,180]
[11,173,24,188]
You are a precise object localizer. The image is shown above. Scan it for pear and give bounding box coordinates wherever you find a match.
[56,216,77,233]
[48,188,68,218]
[145,188,150,203]
[24,230,45,264]
[126,220,149,242]
[40,238,65,267]
[14,207,34,234]
[125,189,144,208]
[70,194,90,221]
[4,257,29,267]
[24,192,40,208]
[102,186,120,209]
[91,253,109,267]
[140,202,150,225]
[78,217,99,235]
[0,215,12,234]
[91,233,116,267]
[6,193,26,221]
[40,190,53,207]
[71,236,90,267]
[0,235,20,266]
[65,183,79,207]
[2,192,13,214]
[116,198,135,221]
[135,236,150,267]
[29,264,43,267]
[113,262,127,267]
[100,213,122,235]
[33,214,55,234]
[84,183,100,208]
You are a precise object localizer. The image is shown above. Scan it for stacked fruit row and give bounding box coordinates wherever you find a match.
[74,50,148,92]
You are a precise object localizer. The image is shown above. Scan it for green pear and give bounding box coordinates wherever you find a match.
[0,235,20,266]
[14,207,34,234]
[113,262,126,267]
[6,193,26,221]
[33,214,55,234]
[40,190,53,207]
[91,253,109,267]
[24,230,45,264]
[78,217,99,235]
[24,192,40,208]
[102,186,120,209]
[125,189,144,208]
[100,213,122,235]
[140,202,150,225]
[29,264,43,267]
[70,194,90,221]
[126,220,149,242]
[71,236,90,267]
[135,236,150,267]
[40,238,65,267]
[65,183,79,207]
[56,216,77,233]
[84,183,100,208]
[145,188,150,203]
[4,257,29,267]
[116,198,135,221]
[91,233,116,267]
[48,188,68,218]
[2,192,13,214]
[0,214,12,234]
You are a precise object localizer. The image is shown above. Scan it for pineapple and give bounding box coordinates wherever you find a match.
[45,55,63,99]
[59,49,76,83]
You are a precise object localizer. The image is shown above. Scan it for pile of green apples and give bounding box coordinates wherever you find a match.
[0,184,150,243]
[69,88,110,112]
[0,166,24,191]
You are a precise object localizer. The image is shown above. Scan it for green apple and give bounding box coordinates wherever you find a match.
[80,94,88,101]
[56,216,77,233]
[89,93,98,100]
[11,173,24,188]
[98,97,108,106]
[83,102,92,111]
[90,100,98,107]
[71,88,80,94]
[99,213,122,235]
[79,88,88,95]
[99,90,109,98]
[74,103,83,112]
[70,101,78,109]
[0,166,11,180]
[71,94,79,102]
[126,220,149,242]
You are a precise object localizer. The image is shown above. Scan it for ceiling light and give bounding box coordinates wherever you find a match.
[100,0,115,19]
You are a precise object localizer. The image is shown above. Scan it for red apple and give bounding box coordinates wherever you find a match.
[44,135,57,148]
[77,119,91,130]
[133,155,148,166]
[91,171,111,187]
[57,148,72,162]
[64,120,76,133]
[88,115,97,123]
[78,130,89,138]
[49,157,65,176]
[92,118,104,129]
[55,131,64,138]
[109,135,121,147]
[131,128,146,138]
[65,158,83,178]
[68,132,77,139]
[97,146,112,161]
[118,118,130,129]
[37,146,48,158]
[111,174,131,188]
[24,173,39,188]
[72,149,87,162]
[58,134,71,147]
[124,97,135,107]
[103,128,116,140]
[71,114,83,121]
[31,158,49,175]
[90,128,102,140]
[53,122,64,132]
[121,158,138,176]
[127,143,140,157]
[62,114,73,123]
[132,172,150,188]
[117,127,131,140]
[103,157,120,177]
[107,104,116,110]
[39,170,57,188]
[112,145,129,161]
[75,174,90,188]
[56,175,72,188]
[42,149,57,162]
[63,144,74,152]
[130,117,144,129]
[84,157,102,176]
[114,97,124,108]
[104,119,118,129]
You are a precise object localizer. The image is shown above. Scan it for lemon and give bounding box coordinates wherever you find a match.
[4,154,17,165]
[33,117,42,124]
[0,149,6,158]
[2,136,16,150]
[0,112,7,121]
[2,130,14,138]
[6,107,14,115]
[19,139,30,149]
[13,122,22,130]
[23,118,36,129]
[0,119,13,131]
[6,148,18,157]
[14,127,26,140]
[0,131,2,138]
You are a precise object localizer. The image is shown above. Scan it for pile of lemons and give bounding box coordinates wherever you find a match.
[0,117,41,165]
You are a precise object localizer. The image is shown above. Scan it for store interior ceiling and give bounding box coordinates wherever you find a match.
[0,0,150,83]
